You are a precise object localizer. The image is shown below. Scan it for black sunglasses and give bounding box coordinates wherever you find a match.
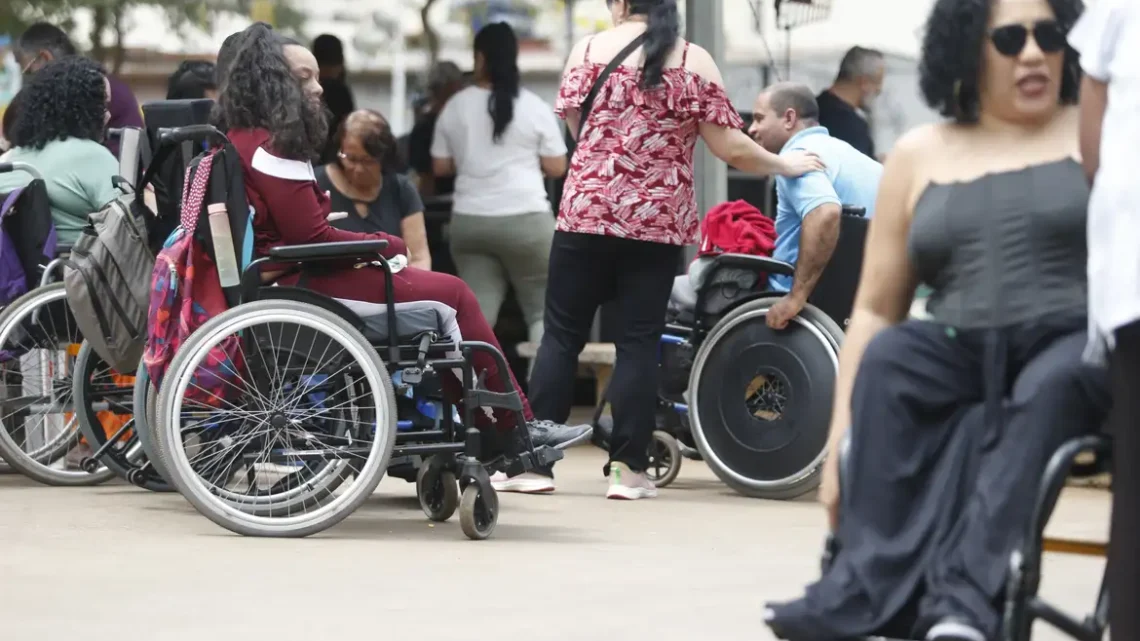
[990,20,1067,57]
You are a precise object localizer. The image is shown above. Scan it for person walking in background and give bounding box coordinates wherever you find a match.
[816,46,884,160]
[432,23,567,362]
[410,60,465,199]
[14,22,142,158]
[166,60,217,100]
[311,34,356,165]
[517,0,822,499]
[1069,1,1140,638]
[317,109,432,270]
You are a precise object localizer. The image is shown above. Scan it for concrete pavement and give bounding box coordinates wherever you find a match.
[0,446,1109,641]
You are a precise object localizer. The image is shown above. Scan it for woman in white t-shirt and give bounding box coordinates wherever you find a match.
[431,22,568,351]
[1070,1,1139,636]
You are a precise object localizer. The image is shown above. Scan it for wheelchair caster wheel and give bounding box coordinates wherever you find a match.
[79,457,100,474]
[416,463,459,522]
[459,483,498,540]
[646,431,682,488]
[126,468,143,486]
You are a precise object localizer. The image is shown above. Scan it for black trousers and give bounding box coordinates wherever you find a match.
[1109,321,1140,641]
[529,231,681,472]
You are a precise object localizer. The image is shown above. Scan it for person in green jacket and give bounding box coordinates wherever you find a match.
[0,56,119,246]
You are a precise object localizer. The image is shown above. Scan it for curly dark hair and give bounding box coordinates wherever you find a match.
[10,56,108,150]
[919,0,1084,123]
[217,23,328,160]
[334,109,406,175]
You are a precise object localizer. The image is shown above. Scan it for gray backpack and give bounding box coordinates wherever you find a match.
[64,187,154,373]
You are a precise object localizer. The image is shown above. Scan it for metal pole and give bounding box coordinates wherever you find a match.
[564,0,576,61]
[686,0,727,263]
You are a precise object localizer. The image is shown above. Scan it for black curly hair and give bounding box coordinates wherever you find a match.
[217,23,328,161]
[10,56,108,150]
[919,0,1084,123]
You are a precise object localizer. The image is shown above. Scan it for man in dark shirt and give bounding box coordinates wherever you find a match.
[15,22,143,158]
[815,46,884,160]
[311,34,356,165]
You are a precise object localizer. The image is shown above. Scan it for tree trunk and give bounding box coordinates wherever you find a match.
[90,6,108,64]
[111,0,128,74]
[421,0,440,65]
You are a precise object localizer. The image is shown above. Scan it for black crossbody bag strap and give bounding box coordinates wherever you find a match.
[575,33,649,141]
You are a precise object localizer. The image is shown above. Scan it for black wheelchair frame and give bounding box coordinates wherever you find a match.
[822,433,1111,641]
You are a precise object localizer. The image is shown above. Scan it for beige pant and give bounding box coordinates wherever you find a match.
[448,211,555,346]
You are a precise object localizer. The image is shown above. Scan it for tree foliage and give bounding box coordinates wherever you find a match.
[1,0,304,72]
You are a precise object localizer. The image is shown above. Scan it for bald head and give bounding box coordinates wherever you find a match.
[749,82,821,153]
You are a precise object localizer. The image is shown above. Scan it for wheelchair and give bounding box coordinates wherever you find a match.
[0,160,115,485]
[69,101,216,493]
[592,206,867,498]
[818,432,1110,641]
[145,126,562,540]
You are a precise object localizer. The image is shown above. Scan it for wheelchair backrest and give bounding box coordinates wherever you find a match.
[141,99,215,244]
[187,140,252,307]
[808,208,868,329]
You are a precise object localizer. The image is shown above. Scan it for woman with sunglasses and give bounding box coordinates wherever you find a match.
[763,1,1110,640]
[316,109,432,271]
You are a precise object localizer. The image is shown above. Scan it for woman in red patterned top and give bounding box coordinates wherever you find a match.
[523,0,825,500]
[216,24,591,451]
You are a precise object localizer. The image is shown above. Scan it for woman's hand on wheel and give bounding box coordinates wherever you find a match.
[819,451,840,531]
[778,150,825,177]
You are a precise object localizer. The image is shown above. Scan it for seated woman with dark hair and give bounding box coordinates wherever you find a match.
[0,56,119,245]
[217,24,591,453]
[316,109,431,270]
[764,0,1110,640]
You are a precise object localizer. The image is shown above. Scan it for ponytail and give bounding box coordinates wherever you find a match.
[473,22,520,143]
[632,0,680,88]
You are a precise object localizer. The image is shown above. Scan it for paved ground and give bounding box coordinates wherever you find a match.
[0,446,1109,641]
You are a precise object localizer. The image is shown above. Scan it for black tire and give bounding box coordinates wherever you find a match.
[689,298,841,500]
[72,342,171,492]
[131,365,174,491]
[646,430,682,488]
[416,458,459,522]
[459,483,498,541]
[0,284,115,486]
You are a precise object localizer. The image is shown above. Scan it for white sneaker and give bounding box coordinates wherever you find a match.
[489,471,555,494]
[605,462,658,500]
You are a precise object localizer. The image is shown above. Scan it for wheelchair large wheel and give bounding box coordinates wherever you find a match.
[153,299,397,538]
[73,342,171,492]
[689,298,842,500]
[0,284,116,486]
[131,364,172,488]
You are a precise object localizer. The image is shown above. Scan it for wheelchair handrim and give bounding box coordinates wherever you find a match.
[689,303,837,490]
[163,307,393,531]
[0,285,114,481]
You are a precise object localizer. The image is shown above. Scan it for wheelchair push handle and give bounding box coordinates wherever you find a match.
[0,161,44,181]
[156,124,226,147]
[841,206,866,218]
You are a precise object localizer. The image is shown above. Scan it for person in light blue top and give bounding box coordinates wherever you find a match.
[0,56,119,246]
[747,82,883,329]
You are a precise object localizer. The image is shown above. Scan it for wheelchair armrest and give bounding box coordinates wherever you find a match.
[268,240,390,263]
[711,253,796,277]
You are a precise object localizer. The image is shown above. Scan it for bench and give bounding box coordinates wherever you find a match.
[516,341,616,403]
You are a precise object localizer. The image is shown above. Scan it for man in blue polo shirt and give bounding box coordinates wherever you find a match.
[747,82,883,329]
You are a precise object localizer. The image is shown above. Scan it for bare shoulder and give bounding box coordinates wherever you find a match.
[568,35,593,66]
[682,42,725,86]
[891,122,953,158]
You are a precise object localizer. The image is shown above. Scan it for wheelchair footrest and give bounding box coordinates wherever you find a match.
[465,388,525,412]
[504,446,564,476]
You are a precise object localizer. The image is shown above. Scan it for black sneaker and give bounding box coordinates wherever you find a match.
[528,420,593,450]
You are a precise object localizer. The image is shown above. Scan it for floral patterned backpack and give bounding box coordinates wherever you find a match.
[143,149,242,405]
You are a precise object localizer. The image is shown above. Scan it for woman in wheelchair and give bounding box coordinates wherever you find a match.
[0,55,120,246]
[763,1,1111,640]
[218,24,589,452]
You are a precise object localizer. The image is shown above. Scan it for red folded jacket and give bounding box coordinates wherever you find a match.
[697,200,776,258]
